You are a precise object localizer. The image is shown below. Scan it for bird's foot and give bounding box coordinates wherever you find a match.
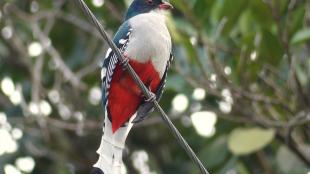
[144,92,156,103]
[120,57,129,70]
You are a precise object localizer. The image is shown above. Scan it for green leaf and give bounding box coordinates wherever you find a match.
[291,29,310,44]
[289,6,305,36]
[219,0,248,34]
[210,0,224,25]
[199,136,229,168]
[228,127,275,155]
[296,65,308,86]
[236,162,250,174]
[170,0,189,13]
[218,156,238,174]
[239,10,256,36]
[258,29,284,65]
[276,146,310,174]
[248,0,273,28]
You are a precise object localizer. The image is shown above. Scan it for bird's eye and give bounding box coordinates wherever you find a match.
[146,0,153,5]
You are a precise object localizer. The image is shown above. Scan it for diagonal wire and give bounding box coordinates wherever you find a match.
[74,0,209,173]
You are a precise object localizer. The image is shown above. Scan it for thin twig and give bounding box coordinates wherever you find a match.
[74,0,209,173]
[33,24,87,90]
[263,0,310,106]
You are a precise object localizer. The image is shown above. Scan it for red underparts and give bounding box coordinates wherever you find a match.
[108,59,161,133]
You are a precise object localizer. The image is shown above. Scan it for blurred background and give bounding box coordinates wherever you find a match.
[0,0,310,173]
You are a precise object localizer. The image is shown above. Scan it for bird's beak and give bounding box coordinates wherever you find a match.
[159,1,173,10]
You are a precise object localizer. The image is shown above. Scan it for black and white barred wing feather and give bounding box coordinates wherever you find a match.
[101,22,132,106]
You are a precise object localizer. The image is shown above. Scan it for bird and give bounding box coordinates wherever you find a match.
[92,0,173,173]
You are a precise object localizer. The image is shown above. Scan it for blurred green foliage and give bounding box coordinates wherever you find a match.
[0,0,310,174]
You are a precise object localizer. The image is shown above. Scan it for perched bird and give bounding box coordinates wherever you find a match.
[93,0,173,173]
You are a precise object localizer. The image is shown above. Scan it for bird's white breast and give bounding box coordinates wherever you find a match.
[125,11,172,77]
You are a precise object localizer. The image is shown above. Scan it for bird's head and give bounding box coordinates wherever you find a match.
[125,0,173,20]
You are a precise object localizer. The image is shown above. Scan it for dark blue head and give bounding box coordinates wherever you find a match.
[125,0,173,20]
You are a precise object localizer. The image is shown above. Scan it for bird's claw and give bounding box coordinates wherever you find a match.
[121,58,129,70]
[145,92,156,103]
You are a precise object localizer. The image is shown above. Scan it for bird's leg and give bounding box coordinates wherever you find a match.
[120,56,129,70]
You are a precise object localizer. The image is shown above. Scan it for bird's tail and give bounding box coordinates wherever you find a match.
[93,113,136,174]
